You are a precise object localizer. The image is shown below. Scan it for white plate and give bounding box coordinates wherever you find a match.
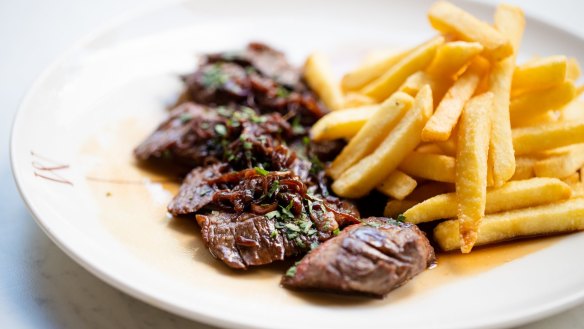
[10,0,584,328]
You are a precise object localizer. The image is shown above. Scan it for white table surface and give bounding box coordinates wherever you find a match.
[1,0,583,328]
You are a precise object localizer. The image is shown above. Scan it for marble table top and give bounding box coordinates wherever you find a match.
[1,0,582,328]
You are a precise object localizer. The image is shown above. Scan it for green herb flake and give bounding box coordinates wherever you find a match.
[366,221,381,228]
[291,115,305,135]
[270,230,279,238]
[217,107,231,117]
[214,124,227,136]
[266,210,280,219]
[268,180,280,197]
[396,214,406,223]
[285,264,298,277]
[179,113,193,123]
[310,241,319,250]
[302,136,311,146]
[243,141,253,150]
[201,64,228,88]
[285,223,301,232]
[255,166,269,176]
[275,86,290,98]
[333,228,340,236]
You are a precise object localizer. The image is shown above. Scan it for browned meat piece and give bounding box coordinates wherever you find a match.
[196,212,305,269]
[183,43,328,123]
[206,42,302,88]
[308,139,347,162]
[167,163,228,216]
[281,217,435,298]
[133,102,224,165]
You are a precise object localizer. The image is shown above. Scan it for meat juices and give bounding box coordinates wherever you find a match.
[134,42,435,297]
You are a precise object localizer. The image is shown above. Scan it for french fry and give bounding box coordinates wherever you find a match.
[488,4,525,187]
[567,57,582,81]
[332,86,434,198]
[377,170,418,200]
[310,105,378,141]
[426,41,484,78]
[343,93,376,108]
[511,157,537,180]
[560,99,584,122]
[428,1,513,60]
[304,52,344,111]
[456,92,493,253]
[513,120,584,155]
[510,81,576,127]
[403,177,572,224]
[398,71,450,105]
[327,92,414,179]
[512,55,567,92]
[434,198,584,251]
[534,144,584,178]
[384,200,419,218]
[399,152,456,183]
[512,111,560,128]
[422,57,488,142]
[416,143,444,154]
[563,172,580,185]
[361,37,444,101]
[342,48,411,92]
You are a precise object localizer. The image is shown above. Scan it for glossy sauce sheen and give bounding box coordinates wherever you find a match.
[81,117,561,302]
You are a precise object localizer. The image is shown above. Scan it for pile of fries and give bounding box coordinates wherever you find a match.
[305,1,584,253]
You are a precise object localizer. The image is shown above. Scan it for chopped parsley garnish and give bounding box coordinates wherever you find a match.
[285,223,301,232]
[302,136,311,146]
[268,180,280,197]
[179,113,193,123]
[217,106,232,117]
[333,228,340,236]
[291,115,305,135]
[366,221,381,228]
[310,241,319,250]
[285,263,299,277]
[309,155,325,175]
[275,86,290,98]
[396,214,406,222]
[201,64,228,88]
[255,166,269,176]
[214,124,227,136]
[266,210,280,219]
[243,141,253,150]
[270,230,279,238]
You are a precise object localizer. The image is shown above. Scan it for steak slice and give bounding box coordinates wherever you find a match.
[133,102,223,165]
[281,217,435,298]
[196,212,302,269]
[167,163,228,216]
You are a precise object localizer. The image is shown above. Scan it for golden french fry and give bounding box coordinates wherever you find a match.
[512,111,560,128]
[342,48,411,92]
[456,92,493,253]
[511,157,537,180]
[510,81,576,127]
[426,41,484,78]
[488,4,525,187]
[377,170,418,200]
[398,71,451,105]
[304,52,344,111]
[404,177,572,224]
[434,198,584,251]
[513,120,584,155]
[567,57,582,81]
[332,86,433,198]
[384,200,419,218]
[563,172,580,185]
[534,144,584,178]
[310,105,378,141]
[428,1,513,60]
[343,93,376,108]
[361,37,444,101]
[512,55,567,92]
[327,92,414,179]
[416,143,444,154]
[560,99,584,122]
[399,152,456,183]
[422,57,488,142]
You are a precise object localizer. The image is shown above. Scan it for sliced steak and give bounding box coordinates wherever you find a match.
[281,217,435,298]
[183,43,328,123]
[133,102,224,165]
